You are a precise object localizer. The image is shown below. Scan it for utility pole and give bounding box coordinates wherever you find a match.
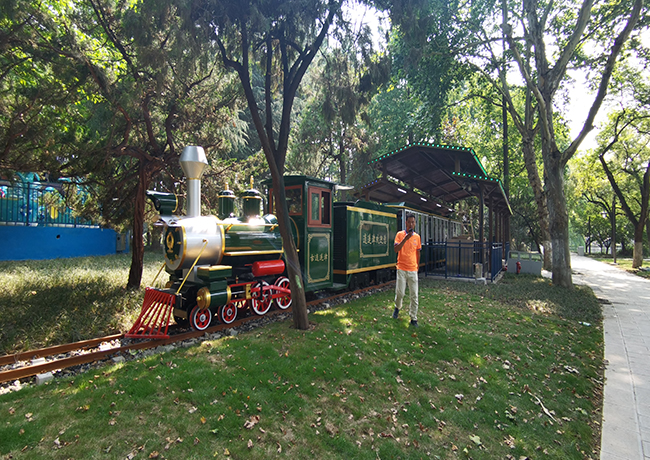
[612,197,617,264]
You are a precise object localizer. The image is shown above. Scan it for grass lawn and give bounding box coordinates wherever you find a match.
[587,256,650,279]
[0,252,162,354]
[0,259,604,459]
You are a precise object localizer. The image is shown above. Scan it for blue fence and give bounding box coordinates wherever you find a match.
[0,181,97,227]
[0,181,127,261]
[423,241,507,281]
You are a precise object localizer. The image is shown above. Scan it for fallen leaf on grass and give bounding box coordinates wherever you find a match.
[325,422,339,436]
[148,451,160,458]
[247,439,253,449]
[469,434,482,445]
[244,415,260,429]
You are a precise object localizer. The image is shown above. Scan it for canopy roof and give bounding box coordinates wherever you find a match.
[358,143,512,216]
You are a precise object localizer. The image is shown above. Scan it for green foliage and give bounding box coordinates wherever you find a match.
[288,21,390,193]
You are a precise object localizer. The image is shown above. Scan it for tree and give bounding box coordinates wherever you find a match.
[0,0,91,176]
[502,0,645,286]
[380,0,645,286]
[2,0,244,288]
[597,110,650,267]
[289,19,389,194]
[187,0,342,330]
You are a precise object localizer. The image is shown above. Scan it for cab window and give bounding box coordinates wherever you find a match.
[269,186,302,216]
[307,187,331,227]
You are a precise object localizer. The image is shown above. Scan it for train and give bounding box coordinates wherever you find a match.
[127,146,462,338]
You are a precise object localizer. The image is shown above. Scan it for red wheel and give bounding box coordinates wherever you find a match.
[250,280,272,315]
[219,302,238,324]
[189,305,212,331]
[273,276,292,310]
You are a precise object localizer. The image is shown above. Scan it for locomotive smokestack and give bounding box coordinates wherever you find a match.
[180,146,208,217]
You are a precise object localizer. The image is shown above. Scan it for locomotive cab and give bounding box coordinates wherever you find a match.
[266,176,335,292]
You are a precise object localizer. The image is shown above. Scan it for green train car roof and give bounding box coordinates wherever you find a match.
[261,175,335,188]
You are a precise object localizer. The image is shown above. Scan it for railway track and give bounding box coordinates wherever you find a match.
[0,281,395,385]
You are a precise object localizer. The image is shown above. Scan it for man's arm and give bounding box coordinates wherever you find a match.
[394,232,412,253]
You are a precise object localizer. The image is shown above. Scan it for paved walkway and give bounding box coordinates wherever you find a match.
[569,255,650,460]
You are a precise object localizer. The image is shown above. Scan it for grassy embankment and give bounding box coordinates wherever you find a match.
[0,255,604,459]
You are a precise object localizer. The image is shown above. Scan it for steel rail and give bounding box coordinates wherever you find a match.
[0,280,394,385]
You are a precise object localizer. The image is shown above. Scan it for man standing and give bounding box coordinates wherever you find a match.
[393,213,421,327]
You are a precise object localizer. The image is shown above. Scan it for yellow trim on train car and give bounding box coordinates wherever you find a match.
[346,206,397,219]
[223,250,284,256]
[333,263,396,275]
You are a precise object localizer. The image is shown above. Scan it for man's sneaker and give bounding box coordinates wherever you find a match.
[392,308,399,319]
[410,319,418,327]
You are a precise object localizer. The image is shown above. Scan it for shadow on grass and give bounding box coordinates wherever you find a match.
[0,281,132,353]
[0,253,160,354]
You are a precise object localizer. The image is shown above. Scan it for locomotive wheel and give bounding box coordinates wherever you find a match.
[189,305,212,331]
[250,280,272,315]
[219,302,238,324]
[273,276,292,310]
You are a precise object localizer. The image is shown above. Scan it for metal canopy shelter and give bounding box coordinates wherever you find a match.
[358,142,512,245]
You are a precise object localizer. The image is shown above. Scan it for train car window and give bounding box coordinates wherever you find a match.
[321,191,331,224]
[269,186,303,216]
[307,186,332,228]
[311,192,320,221]
[286,187,302,215]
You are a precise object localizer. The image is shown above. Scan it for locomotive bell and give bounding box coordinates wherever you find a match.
[180,146,208,217]
[218,184,236,219]
[242,175,262,220]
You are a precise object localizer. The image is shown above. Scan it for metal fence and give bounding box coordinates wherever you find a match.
[0,182,97,227]
[423,241,508,281]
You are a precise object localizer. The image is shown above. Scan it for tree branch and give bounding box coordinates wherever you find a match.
[563,0,643,165]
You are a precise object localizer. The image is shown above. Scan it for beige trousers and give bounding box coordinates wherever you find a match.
[395,269,419,321]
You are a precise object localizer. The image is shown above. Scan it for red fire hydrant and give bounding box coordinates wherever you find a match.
[516,261,521,274]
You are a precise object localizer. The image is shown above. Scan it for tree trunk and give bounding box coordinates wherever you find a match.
[270,175,309,330]
[646,218,650,257]
[522,137,552,269]
[127,160,147,289]
[546,160,572,287]
[633,223,644,268]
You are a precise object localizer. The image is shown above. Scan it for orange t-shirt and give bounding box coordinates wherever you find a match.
[394,230,421,272]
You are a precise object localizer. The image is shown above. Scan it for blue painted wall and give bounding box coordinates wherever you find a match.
[0,226,127,261]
